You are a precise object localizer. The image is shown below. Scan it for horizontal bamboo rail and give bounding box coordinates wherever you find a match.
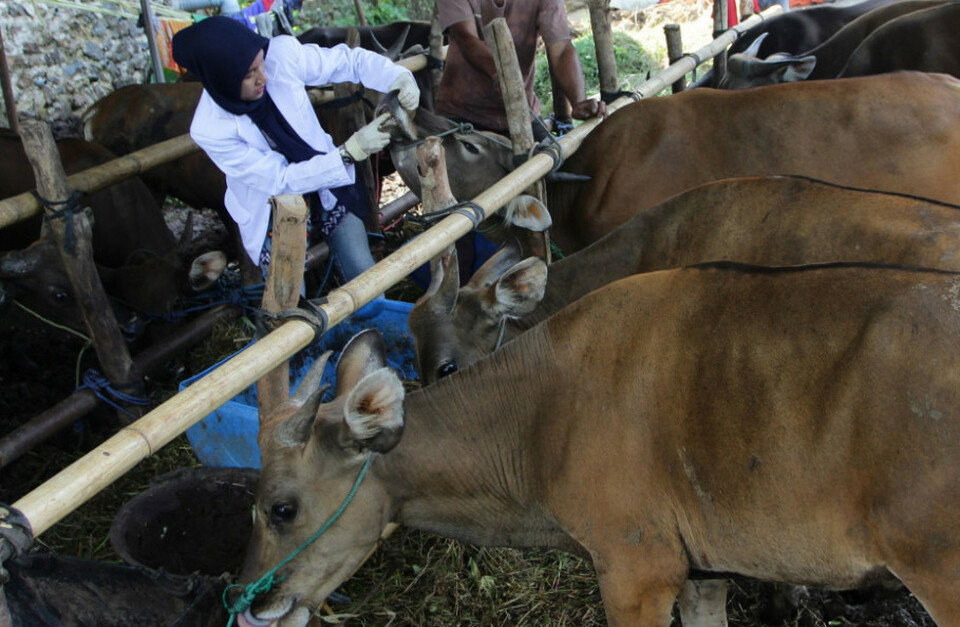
[11,8,779,538]
[0,47,449,231]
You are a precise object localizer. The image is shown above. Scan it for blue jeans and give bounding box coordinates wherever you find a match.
[326,211,375,283]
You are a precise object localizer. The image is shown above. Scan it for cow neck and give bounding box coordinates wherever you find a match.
[389,327,567,548]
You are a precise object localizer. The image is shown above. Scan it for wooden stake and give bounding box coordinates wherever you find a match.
[713,0,728,86]
[257,194,308,421]
[588,0,619,102]
[664,24,685,94]
[417,137,456,214]
[0,26,18,134]
[484,18,545,203]
[18,121,137,421]
[429,4,444,110]
[10,6,781,540]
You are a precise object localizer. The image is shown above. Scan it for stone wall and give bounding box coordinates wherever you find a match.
[0,1,180,137]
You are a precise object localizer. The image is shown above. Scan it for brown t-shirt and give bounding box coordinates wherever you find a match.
[435,0,571,132]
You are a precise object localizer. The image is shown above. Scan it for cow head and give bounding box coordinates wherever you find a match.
[407,239,547,385]
[239,330,407,627]
[379,99,515,203]
[0,228,227,339]
[720,33,817,89]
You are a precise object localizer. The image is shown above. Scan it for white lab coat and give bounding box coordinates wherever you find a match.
[189,35,410,264]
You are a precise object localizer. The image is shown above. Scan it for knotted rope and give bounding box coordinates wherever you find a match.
[31,189,85,255]
[223,457,373,626]
[77,369,151,420]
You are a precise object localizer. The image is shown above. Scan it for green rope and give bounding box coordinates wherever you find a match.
[223,456,373,626]
[549,239,565,260]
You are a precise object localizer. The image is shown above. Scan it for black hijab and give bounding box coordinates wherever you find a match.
[172,16,320,164]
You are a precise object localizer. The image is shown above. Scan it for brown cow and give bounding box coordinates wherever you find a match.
[0,133,225,335]
[720,0,955,89]
[408,175,960,383]
[236,263,960,627]
[541,71,960,254]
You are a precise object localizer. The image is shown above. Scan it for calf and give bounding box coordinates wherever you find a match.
[409,176,960,383]
[238,263,960,626]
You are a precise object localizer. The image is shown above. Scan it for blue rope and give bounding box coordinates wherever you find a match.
[223,457,373,626]
[154,278,265,323]
[77,369,151,420]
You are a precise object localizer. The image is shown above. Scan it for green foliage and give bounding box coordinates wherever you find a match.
[534,31,656,114]
[294,0,431,29]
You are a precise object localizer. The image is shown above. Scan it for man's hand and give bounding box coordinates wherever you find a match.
[344,113,392,162]
[388,72,420,110]
[571,98,607,121]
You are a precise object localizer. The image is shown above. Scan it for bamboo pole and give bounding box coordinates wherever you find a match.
[10,6,779,539]
[0,134,198,230]
[257,194,308,420]
[139,0,165,84]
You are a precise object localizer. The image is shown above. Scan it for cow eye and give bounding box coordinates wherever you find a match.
[270,501,298,524]
[437,361,458,379]
[52,290,69,303]
[459,140,479,155]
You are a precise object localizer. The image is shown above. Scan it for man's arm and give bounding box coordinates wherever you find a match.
[545,39,607,120]
[448,20,499,85]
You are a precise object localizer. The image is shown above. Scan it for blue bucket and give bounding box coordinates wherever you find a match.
[180,298,417,468]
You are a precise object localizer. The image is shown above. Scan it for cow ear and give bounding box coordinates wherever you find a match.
[335,329,388,397]
[466,239,523,289]
[343,367,406,453]
[417,246,459,315]
[188,251,227,291]
[502,195,552,232]
[491,257,548,318]
[779,55,816,82]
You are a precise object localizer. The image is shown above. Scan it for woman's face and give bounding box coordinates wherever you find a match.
[240,50,267,101]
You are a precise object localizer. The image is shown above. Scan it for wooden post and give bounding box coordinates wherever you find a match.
[257,194,308,421]
[139,0,166,84]
[417,137,456,215]
[353,0,368,26]
[588,0,619,103]
[0,26,18,134]
[713,0,728,86]
[484,19,544,202]
[18,121,138,421]
[664,24,685,94]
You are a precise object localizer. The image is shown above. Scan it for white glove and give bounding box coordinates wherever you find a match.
[388,72,420,111]
[344,113,392,162]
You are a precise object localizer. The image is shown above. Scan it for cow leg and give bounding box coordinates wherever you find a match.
[894,572,960,625]
[594,552,685,627]
[677,579,728,627]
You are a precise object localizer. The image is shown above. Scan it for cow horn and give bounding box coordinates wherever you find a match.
[176,211,196,252]
[466,239,523,289]
[383,24,410,61]
[417,246,459,316]
[741,31,769,59]
[291,349,333,407]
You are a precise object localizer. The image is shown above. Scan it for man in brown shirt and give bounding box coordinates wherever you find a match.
[436,0,606,140]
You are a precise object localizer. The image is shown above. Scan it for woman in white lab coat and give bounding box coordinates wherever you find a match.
[172,16,419,282]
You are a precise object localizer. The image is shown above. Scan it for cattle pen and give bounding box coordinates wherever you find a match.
[0,5,782,624]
